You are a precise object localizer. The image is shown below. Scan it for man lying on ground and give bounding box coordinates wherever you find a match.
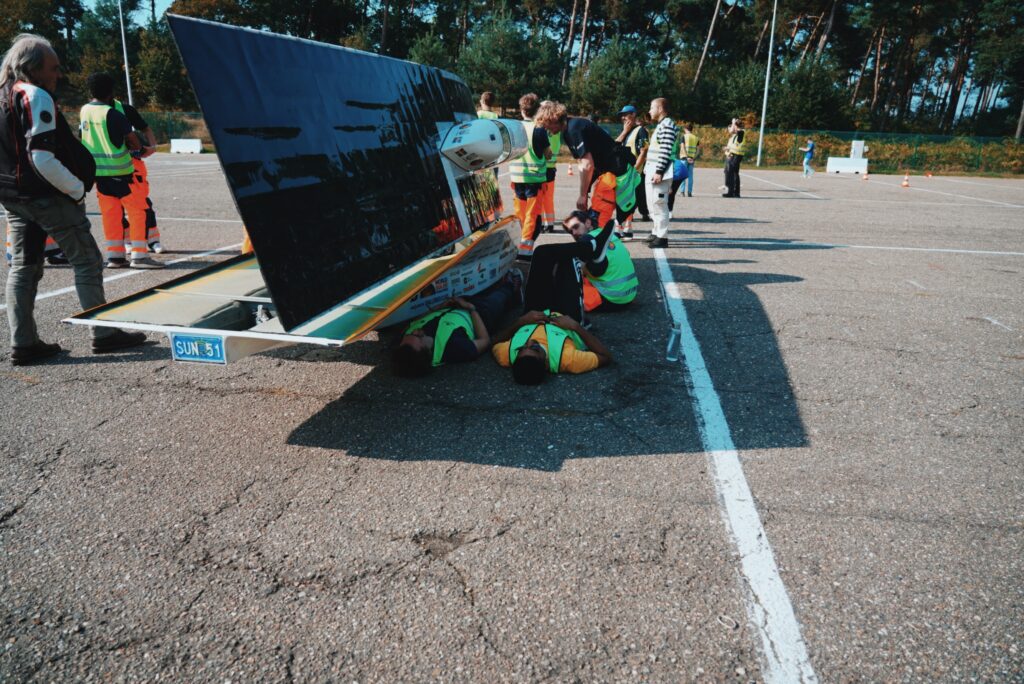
[491,310,613,385]
[561,209,638,312]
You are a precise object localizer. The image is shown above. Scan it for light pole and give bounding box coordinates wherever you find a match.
[117,0,134,105]
[755,0,778,167]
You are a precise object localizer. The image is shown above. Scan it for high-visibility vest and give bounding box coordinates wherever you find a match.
[648,118,681,163]
[683,132,700,158]
[546,131,561,170]
[727,132,748,156]
[79,102,134,177]
[476,110,497,120]
[508,309,586,374]
[585,229,638,304]
[615,166,641,212]
[509,121,547,184]
[624,126,646,158]
[404,308,474,367]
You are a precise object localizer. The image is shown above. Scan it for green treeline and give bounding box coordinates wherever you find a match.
[4,0,1023,138]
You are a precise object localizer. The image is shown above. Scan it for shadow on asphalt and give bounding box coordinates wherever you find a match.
[287,256,810,468]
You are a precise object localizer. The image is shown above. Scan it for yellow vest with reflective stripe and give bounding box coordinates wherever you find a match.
[508,310,586,374]
[404,308,474,367]
[79,103,134,177]
[546,131,561,170]
[624,126,646,157]
[727,132,748,156]
[585,230,637,304]
[683,132,699,158]
[509,121,547,184]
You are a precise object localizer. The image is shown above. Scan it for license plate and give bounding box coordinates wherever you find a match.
[170,333,226,364]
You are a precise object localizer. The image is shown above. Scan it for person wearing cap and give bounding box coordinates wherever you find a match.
[614,104,649,240]
[534,101,640,231]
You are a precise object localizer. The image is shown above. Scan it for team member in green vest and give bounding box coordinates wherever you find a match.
[492,309,613,385]
[476,91,498,119]
[563,209,638,311]
[79,73,161,269]
[392,271,522,378]
[538,99,561,234]
[614,104,650,240]
[722,117,747,198]
[510,93,550,259]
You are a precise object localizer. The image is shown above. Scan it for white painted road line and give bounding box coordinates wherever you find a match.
[905,279,926,290]
[831,173,1024,208]
[684,237,1024,257]
[653,249,818,684]
[0,243,242,311]
[983,317,1014,332]
[741,172,825,200]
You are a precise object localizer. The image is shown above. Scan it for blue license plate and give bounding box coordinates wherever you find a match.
[170,333,226,364]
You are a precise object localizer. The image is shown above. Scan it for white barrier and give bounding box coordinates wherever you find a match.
[170,138,203,154]
[826,157,868,174]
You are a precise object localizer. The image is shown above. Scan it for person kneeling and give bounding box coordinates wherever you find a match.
[392,275,520,378]
[562,210,638,312]
[492,310,612,385]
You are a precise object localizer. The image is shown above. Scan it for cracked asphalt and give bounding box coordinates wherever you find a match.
[2,156,1022,681]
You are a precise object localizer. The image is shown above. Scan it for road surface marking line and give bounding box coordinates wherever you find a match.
[741,172,824,200]
[905,279,926,290]
[0,243,241,312]
[983,317,1014,332]
[683,238,1024,257]
[830,173,1023,208]
[653,248,818,684]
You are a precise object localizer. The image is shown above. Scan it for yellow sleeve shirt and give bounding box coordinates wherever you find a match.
[492,326,600,374]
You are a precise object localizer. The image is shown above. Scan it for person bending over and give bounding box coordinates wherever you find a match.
[392,273,520,378]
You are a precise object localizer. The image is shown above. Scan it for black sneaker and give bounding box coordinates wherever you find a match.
[639,215,651,222]
[11,340,62,366]
[106,258,129,269]
[590,219,615,263]
[648,237,669,248]
[92,329,148,354]
[687,192,693,197]
[46,251,69,265]
[618,230,634,241]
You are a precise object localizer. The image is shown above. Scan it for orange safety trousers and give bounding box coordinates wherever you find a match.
[590,172,618,228]
[512,183,542,256]
[538,180,555,231]
[100,172,149,260]
[583,277,602,312]
[125,158,160,245]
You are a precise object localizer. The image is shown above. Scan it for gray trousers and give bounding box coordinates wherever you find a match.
[3,194,112,346]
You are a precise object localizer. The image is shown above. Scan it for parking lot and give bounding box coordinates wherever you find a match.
[2,155,1022,681]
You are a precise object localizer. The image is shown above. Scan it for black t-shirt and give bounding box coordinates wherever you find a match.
[563,117,625,177]
[420,311,479,363]
[119,102,150,132]
[531,126,549,158]
[100,107,133,150]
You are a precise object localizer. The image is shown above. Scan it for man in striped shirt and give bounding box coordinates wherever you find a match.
[644,98,679,249]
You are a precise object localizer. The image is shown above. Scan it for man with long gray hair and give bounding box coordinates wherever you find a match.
[0,33,146,365]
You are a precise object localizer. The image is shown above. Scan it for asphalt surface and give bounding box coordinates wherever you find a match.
[1,155,1022,682]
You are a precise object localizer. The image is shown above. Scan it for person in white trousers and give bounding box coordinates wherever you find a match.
[644,98,679,249]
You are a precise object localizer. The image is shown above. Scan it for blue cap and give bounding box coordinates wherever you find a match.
[617,105,637,116]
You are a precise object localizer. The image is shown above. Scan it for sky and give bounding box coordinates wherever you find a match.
[86,0,176,23]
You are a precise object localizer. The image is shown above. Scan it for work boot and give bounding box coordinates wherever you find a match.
[591,219,615,263]
[11,340,62,366]
[130,256,164,269]
[92,329,148,354]
[106,258,129,269]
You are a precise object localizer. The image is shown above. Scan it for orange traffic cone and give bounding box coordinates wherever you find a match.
[567,164,573,176]
[862,171,869,181]
[925,171,933,178]
[901,173,910,188]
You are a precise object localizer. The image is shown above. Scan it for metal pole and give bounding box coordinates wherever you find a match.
[118,0,134,105]
[757,0,778,166]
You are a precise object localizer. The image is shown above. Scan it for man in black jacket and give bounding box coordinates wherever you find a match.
[0,33,146,364]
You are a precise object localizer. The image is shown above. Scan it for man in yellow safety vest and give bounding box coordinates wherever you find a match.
[722,117,747,198]
[510,93,551,259]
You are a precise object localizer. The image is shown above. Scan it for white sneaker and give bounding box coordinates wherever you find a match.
[150,241,164,254]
